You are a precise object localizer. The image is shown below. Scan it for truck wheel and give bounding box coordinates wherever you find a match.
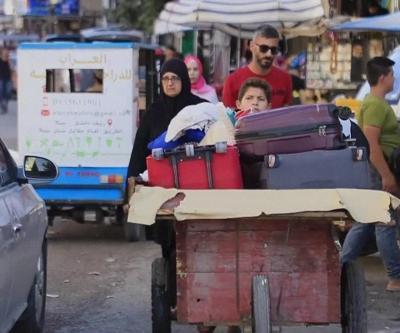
[47,215,55,226]
[341,262,367,333]
[12,239,47,333]
[252,275,272,333]
[124,219,145,242]
[152,258,171,333]
[115,206,125,225]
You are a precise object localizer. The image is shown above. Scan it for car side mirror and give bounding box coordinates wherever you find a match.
[23,156,58,179]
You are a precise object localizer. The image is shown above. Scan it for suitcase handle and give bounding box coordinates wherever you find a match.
[152,142,228,160]
[169,150,214,188]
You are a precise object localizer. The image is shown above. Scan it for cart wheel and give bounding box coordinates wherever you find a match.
[341,262,367,333]
[152,148,164,160]
[115,205,125,225]
[252,275,272,333]
[152,258,171,333]
[215,141,228,153]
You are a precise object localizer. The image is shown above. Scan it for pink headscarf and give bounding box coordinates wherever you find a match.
[184,55,214,95]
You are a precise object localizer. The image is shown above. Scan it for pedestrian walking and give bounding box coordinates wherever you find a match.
[127,58,206,178]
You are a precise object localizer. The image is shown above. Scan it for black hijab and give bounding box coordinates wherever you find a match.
[158,58,204,118]
[127,58,206,178]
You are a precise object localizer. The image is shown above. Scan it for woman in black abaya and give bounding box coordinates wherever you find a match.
[127,58,206,178]
[126,59,206,324]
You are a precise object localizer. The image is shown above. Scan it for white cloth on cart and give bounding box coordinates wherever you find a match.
[165,102,219,142]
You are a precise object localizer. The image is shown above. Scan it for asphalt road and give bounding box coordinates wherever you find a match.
[2,100,400,333]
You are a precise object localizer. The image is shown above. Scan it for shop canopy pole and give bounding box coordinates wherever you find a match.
[236,24,242,69]
[194,29,198,56]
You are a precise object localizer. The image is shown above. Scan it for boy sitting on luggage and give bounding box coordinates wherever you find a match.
[235,78,272,119]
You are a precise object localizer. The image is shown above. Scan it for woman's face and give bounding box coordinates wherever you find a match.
[161,71,182,97]
[186,60,200,84]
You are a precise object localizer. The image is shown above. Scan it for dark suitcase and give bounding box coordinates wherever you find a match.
[235,104,349,156]
[259,147,373,189]
[147,143,243,189]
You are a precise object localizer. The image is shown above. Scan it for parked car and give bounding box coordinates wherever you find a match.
[0,138,57,333]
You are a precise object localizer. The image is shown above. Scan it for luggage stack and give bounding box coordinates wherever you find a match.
[146,103,373,191]
[234,103,373,190]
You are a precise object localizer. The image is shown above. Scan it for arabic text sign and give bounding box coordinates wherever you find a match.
[18,46,138,167]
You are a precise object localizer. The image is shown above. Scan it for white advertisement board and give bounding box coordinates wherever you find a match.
[17,43,137,167]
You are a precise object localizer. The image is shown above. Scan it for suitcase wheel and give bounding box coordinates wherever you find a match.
[152,148,164,160]
[185,144,195,157]
[215,141,228,154]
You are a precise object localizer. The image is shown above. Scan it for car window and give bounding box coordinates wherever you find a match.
[0,144,14,186]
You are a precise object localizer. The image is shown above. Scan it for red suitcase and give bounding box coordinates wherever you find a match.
[147,143,243,189]
[235,104,349,156]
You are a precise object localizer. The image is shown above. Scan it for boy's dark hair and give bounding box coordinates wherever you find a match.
[366,56,395,86]
[253,24,280,40]
[238,78,272,102]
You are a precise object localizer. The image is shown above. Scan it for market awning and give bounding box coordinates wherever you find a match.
[330,11,400,32]
[154,0,327,38]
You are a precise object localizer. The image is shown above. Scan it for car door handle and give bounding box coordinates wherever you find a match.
[13,223,23,233]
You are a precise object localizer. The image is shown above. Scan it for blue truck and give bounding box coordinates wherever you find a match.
[17,41,158,240]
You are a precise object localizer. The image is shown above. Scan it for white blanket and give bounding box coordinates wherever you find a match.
[165,102,219,142]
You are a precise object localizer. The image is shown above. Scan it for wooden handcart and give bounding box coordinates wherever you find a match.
[147,197,371,333]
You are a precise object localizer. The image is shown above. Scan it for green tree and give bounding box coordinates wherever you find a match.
[107,0,169,33]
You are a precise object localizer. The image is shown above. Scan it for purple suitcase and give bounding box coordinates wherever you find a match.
[235,103,347,156]
[259,147,374,190]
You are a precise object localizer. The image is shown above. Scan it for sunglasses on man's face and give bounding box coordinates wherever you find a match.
[255,43,279,55]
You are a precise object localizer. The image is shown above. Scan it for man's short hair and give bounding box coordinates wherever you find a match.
[252,25,280,41]
[366,56,395,86]
[238,78,272,102]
